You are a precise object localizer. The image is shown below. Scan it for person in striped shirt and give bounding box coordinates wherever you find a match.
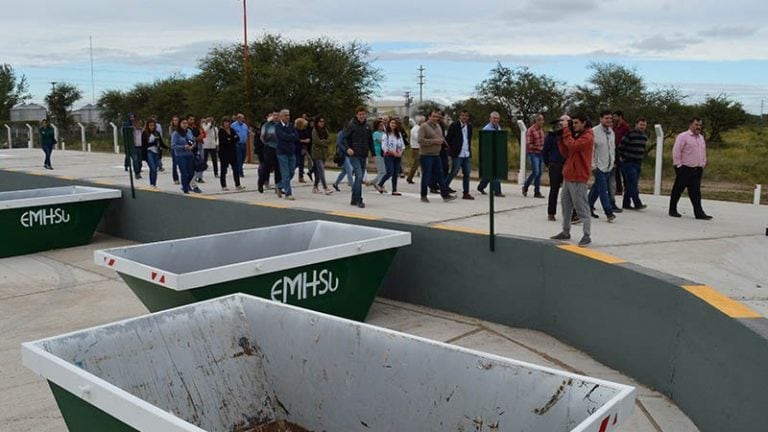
[618,118,648,210]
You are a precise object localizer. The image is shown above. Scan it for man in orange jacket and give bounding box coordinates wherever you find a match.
[551,113,595,247]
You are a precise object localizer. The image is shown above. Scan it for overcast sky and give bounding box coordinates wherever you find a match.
[3,0,766,114]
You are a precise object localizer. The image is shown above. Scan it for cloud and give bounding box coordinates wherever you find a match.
[697,26,760,39]
[630,35,702,52]
[501,0,600,23]
[370,48,549,64]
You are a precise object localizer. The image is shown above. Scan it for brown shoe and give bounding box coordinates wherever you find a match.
[299,177,306,183]
[547,214,556,221]
[462,193,474,200]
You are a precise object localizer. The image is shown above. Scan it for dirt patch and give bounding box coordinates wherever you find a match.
[241,420,312,432]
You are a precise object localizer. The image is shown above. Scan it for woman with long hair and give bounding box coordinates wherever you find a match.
[218,116,243,191]
[376,118,405,196]
[141,119,165,187]
[169,115,180,184]
[371,119,386,190]
[311,116,333,195]
[171,118,199,194]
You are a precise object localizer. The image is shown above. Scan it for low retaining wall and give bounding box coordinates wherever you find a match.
[2,171,767,432]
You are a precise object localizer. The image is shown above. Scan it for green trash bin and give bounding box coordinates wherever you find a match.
[22,294,637,432]
[95,220,411,321]
[0,186,121,258]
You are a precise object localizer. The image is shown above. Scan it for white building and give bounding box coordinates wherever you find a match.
[71,104,105,125]
[10,103,47,122]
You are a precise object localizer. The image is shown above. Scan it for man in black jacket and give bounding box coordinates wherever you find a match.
[341,106,374,208]
[445,110,474,199]
[275,109,299,200]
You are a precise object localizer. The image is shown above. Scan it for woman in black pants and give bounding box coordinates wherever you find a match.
[218,117,243,191]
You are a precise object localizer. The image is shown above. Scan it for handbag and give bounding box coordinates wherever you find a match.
[194,154,208,172]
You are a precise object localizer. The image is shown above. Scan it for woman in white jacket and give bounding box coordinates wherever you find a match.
[375,118,406,196]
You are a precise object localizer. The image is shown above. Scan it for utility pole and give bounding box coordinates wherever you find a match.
[49,82,57,120]
[417,65,425,104]
[404,91,413,117]
[242,0,252,163]
[90,36,95,104]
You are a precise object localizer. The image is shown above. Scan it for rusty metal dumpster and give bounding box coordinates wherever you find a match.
[94,220,411,321]
[22,293,636,432]
[0,185,121,258]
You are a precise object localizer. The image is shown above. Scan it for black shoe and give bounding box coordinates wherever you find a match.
[158,167,165,172]
[197,178,205,183]
[622,205,634,210]
[333,183,341,192]
[477,186,487,195]
[258,185,264,193]
[534,192,545,198]
[494,192,505,197]
[607,213,616,223]
[406,179,415,184]
[429,188,439,194]
[350,200,358,206]
[421,196,430,203]
[636,204,647,210]
[357,201,365,208]
[578,235,592,247]
[669,211,682,218]
[447,187,457,194]
[611,207,623,213]
[442,194,457,202]
[522,186,528,197]
[591,211,599,219]
[551,232,571,240]
[695,214,713,220]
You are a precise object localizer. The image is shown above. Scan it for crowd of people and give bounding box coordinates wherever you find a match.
[80,105,711,247]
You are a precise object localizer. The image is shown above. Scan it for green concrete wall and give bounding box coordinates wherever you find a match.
[2,172,767,432]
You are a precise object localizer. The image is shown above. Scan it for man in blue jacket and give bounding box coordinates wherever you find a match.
[232,113,249,178]
[275,109,299,200]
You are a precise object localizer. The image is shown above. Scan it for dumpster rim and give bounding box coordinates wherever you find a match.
[0,185,121,210]
[94,220,411,291]
[22,293,635,432]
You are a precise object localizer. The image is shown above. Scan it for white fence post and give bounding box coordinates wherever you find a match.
[755,184,762,206]
[654,124,664,196]
[25,123,33,148]
[4,124,10,148]
[77,122,86,151]
[109,122,119,154]
[516,119,527,185]
[51,124,59,150]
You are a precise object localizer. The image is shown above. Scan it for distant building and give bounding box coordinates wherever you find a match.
[72,104,106,130]
[369,100,417,119]
[10,103,47,122]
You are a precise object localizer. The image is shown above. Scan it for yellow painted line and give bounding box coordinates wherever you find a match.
[253,201,288,209]
[135,186,160,192]
[91,179,116,186]
[188,194,218,200]
[328,211,381,221]
[430,224,487,235]
[57,175,76,180]
[682,285,762,319]
[557,244,626,264]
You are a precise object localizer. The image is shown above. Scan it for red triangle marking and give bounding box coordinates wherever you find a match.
[107,258,115,267]
[151,272,157,281]
[598,416,611,432]
[159,275,166,284]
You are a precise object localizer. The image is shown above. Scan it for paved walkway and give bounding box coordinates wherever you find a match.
[0,234,698,431]
[2,148,766,317]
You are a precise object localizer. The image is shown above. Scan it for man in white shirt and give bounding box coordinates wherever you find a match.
[445,110,474,199]
[587,110,617,222]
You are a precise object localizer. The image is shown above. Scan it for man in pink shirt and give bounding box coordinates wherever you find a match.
[669,117,712,220]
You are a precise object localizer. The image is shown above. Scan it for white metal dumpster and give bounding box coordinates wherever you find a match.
[22,294,636,432]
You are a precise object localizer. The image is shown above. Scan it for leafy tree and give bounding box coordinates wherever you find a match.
[476,64,569,127]
[574,62,646,120]
[697,94,748,145]
[97,89,129,124]
[197,34,381,129]
[45,83,82,130]
[416,100,447,118]
[0,64,31,120]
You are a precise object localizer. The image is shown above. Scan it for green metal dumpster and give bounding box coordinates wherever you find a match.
[95,220,411,321]
[0,186,121,258]
[22,294,636,432]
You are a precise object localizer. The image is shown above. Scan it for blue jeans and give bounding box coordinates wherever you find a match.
[523,153,543,193]
[146,151,159,186]
[277,153,296,196]
[446,156,471,194]
[171,152,179,182]
[42,143,53,166]
[349,156,366,203]
[335,156,354,186]
[588,169,613,214]
[236,142,246,176]
[420,155,449,197]
[177,154,195,192]
[621,161,643,208]
[477,178,501,194]
[379,156,402,192]
[132,147,143,175]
